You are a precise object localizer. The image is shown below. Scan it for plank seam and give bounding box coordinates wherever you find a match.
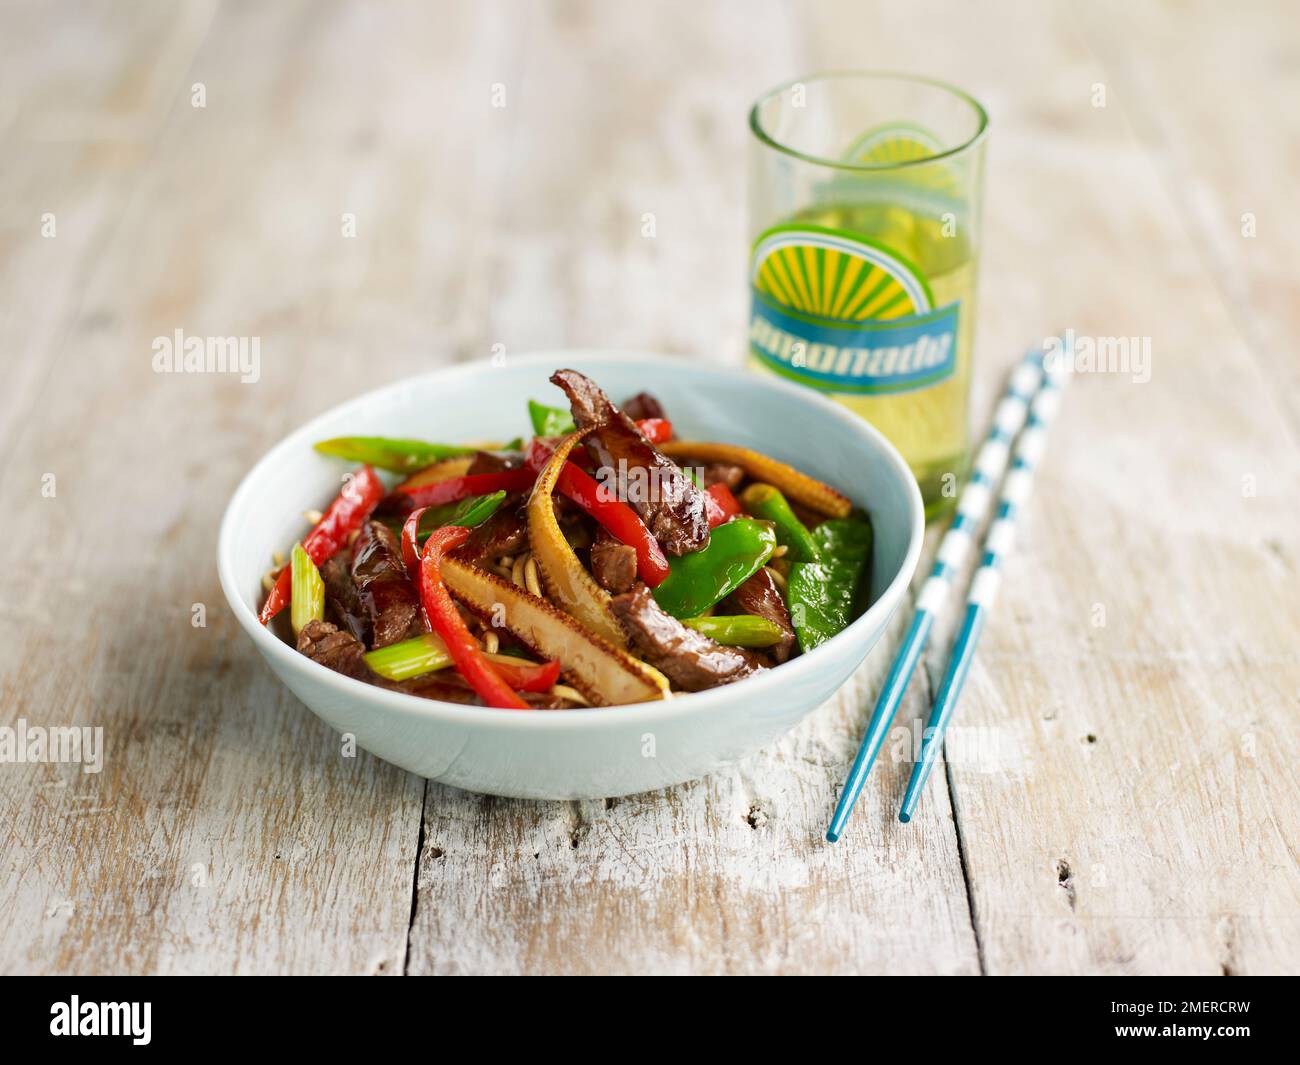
[945,755,987,975]
[402,778,429,976]
[923,631,987,975]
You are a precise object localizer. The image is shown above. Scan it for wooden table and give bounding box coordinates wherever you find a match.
[3,0,1297,976]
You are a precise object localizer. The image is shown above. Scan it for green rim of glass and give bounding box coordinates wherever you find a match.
[748,70,989,173]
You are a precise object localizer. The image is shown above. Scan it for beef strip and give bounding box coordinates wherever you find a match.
[320,553,369,643]
[589,527,638,594]
[296,618,375,681]
[351,521,425,648]
[466,449,526,475]
[452,498,529,561]
[620,391,665,421]
[723,566,797,664]
[701,462,746,491]
[609,584,765,691]
[550,369,709,555]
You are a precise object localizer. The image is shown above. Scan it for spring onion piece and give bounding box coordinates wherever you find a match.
[660,440,852,518]
[528,400,576,437]
[366,632,452,681]
[314,436,475,473]
[289,543,325,636]
[446,491,506,528]
[365,632,561,689]
[740,483,821,562]
[681,615,785,648]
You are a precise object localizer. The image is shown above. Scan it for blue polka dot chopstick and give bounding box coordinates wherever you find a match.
[827,347,1061,842]
[896,354,1070,823]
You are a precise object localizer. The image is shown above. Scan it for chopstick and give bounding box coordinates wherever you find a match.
[897,357,1069,823]
[825,349,1049,843]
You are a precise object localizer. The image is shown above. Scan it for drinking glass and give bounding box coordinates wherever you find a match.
[747,72,989,519]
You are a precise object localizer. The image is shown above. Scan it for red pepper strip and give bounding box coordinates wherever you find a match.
[400,506,429,575]
[397,467,535,509]
[525,438,670,588]
[704,482,741,527]
[418,526,529,709]
[403,508,559,693]
[260,466,385,624]
[491,657,562,692]
[560,461,672,587]
[636,418,673,444]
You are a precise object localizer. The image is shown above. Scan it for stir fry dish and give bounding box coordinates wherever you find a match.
[261,370,873,709]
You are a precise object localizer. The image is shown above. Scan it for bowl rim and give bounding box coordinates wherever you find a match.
[217,350,925,731]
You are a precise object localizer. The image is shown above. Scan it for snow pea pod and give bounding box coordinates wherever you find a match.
[787,518,873,652]
[382,491,507,546]
[651,519,776,619]
[528,399,576,437]
[740,483,821,562]
[313,436,475,473]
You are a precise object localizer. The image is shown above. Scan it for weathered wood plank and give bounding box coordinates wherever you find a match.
[1081,0,1300,435]
[0,0,533,974]
[0,1,217,447]
[798,0,1300,974]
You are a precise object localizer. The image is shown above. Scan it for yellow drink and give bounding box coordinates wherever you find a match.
[747,74,988,521]
[747,200,975,518]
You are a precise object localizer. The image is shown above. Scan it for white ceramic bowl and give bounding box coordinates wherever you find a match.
[218,352,924,799]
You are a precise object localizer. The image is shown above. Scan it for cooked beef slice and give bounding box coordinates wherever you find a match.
[551,369,709,556]
[451,499,529,562]
[589,527,638,594]
[466,448,526,475]
[609,584,765,691]
[724,567,796,663]
[701,462,745,490]
[296,618,375,681]
[351,520,425,647]
[620,391,665,421]
[320,553,369,643]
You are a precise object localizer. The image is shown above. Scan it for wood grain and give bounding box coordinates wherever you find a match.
[1082,0,1300,437]
[1,0,1296,975]
[799,0,1300,974]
